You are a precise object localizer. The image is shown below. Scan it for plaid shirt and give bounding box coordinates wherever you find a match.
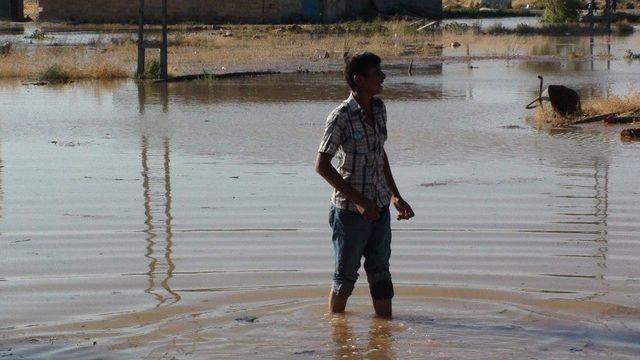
[318,93,391,211]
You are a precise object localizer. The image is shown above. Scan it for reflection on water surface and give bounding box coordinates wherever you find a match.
[1,58,639,358]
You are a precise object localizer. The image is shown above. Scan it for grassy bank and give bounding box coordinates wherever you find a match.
[0,20,633,81]
[443,8,540,19]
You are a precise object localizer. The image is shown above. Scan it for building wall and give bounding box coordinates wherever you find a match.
[322,0,346,22]
[38,0,304,23]
[37,0,442,24]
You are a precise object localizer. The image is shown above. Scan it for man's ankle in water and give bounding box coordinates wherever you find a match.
[329,290,349,313]
[373,299,392,318]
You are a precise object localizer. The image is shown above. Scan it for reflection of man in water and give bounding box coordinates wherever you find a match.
[315,52,414,318]
[330,316,395,359]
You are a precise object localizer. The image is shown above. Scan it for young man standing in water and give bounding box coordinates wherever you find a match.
[315,52,414,318]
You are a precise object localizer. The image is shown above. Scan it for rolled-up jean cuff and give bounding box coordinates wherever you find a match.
[367,271,391,285]
[332,280,356,297]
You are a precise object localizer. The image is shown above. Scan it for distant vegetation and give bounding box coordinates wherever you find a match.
[443,8,539,18]
[444,0,546,9]
[36,65,71,83]
[485,21,633,35]
[410,20,633,36]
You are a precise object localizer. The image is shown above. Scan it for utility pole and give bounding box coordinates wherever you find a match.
[137,0,169,80]
[605,0,612,35]
[588,0,595,34]
[161,0,168,79]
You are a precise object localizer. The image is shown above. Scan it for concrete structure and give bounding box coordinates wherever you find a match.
[373,0,442,17]
[37,0,442,24]
[0,0,24,20]
[482,0,512,9]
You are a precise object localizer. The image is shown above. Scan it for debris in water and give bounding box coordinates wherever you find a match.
[421,181,450,187]
[293,350,316,355]
[526,81,581,117]
[235,316,258,323]
[22,81,49,86]
[49,140,81,147]
[527,77,640,128]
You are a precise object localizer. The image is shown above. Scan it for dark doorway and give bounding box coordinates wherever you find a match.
[10,0,24,20]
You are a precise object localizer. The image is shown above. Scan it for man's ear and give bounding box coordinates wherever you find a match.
[353,74,363,89]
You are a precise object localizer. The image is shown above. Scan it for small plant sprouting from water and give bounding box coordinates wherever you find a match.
[0,42,12,56]
[201,69,216,84]
[26,29,47,40]
[36,65,71,83]
[484,23,508,35]
[135,58,161,80]
[443,22,471,34]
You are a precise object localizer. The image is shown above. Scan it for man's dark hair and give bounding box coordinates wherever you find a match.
[344,52,381,91]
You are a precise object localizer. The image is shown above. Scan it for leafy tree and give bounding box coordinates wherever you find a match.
[542,0,584,23]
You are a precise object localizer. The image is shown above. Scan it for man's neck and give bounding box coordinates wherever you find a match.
[352,91,373,111]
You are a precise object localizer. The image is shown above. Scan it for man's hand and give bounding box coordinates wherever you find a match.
[392,196,414,220]
[356,198,381,221]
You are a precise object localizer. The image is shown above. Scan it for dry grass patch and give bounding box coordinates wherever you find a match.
[531,92,640,128]
[0,45,131,81]
[582,92,640,116]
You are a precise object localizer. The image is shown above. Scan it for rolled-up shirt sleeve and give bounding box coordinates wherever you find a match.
[318,111,345,156]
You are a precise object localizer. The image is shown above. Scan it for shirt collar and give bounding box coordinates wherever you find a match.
[346,93,380,115]
[346,92,362,115]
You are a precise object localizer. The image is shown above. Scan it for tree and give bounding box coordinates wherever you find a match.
[541,0,584,23]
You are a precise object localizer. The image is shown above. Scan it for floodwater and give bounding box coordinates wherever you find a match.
[1,55,640,359]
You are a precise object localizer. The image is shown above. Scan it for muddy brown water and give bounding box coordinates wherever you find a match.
[1,58,640,358]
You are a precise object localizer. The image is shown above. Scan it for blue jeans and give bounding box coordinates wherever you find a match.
[329,204,392,298]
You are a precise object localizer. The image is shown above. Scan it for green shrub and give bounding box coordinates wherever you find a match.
[541,0,584,23]
[26,29,47,40]
[36,65,71,83]
[136,58,161,80]
[615,21,635,35]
